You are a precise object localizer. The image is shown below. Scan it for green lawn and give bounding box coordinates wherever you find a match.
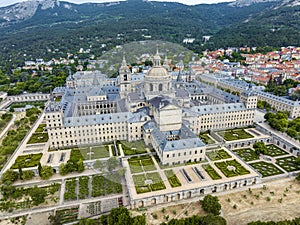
[276,156,300,172]
[250,161,284,177]
[206,149,232,161]
[265,145,289,157]
[27,132,49,144]
[164,170,181,188]
[12,153,43,169]
[80,146,110,160]
[233,148,259,162]
[118,140,147,155]
[199,133,215,144]
[128,155,156,173]
[203,164,222,180]
[218,129,254,141]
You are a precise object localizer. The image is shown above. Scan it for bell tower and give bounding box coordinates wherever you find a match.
[119,55,131,99]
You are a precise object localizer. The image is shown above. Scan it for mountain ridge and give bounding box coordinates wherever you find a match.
[0,0,299,71]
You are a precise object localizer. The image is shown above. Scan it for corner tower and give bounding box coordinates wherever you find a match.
[119,55,131,99]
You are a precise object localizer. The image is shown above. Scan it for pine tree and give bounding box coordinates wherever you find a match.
[38,162,42,176]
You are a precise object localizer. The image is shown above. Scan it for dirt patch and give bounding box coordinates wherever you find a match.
[133,179,300,225]
[219,180,300,225]
[26,212,51,225]
[132,201,207,225]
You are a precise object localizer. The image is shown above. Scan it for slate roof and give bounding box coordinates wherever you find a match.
[190,102,247,115]
[150,124,205,152]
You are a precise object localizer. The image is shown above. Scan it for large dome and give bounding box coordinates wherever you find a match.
[147,66,169,78]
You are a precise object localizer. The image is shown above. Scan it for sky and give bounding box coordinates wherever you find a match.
[0,0,234,8]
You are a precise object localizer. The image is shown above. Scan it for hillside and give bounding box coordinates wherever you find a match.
[0,0,298,72]
[213,0,300,47]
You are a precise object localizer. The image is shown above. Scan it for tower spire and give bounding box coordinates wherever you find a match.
[122,53,127,67]
[153,46,161,67]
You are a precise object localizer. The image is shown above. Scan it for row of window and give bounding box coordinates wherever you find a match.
[166,150,203,158]
[164,158,203,166]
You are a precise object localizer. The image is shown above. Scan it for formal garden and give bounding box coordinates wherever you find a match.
[275,156,300,172]
[11,153,43,169]
[250,161,284,177]
[233,148,259,162]
[203,164,222,180]
[218,129,254,141]
[133,172,166,194]
[265,144,289,157]
[214,159,250,177]
[199,132,215,144]
[164,170,181,188]
[128,155,156,173]
[118,140,147,155]
[206,149,232,161]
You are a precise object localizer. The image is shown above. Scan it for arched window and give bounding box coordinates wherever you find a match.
[150,83,153,91]
[159,83,163,91]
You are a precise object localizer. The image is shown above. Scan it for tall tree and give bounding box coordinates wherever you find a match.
[201,195,222,216]
[18,164,23,180]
